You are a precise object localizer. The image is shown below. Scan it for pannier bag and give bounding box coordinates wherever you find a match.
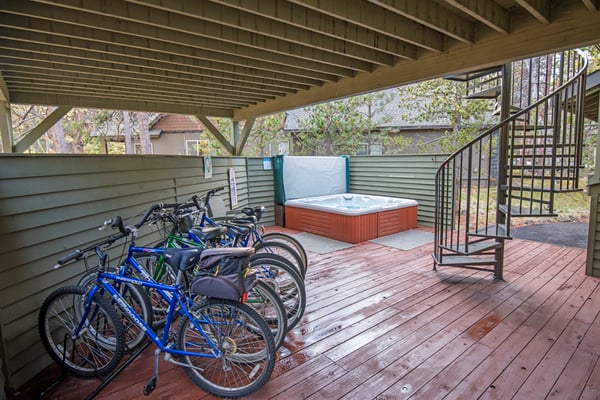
[190,247,256,301]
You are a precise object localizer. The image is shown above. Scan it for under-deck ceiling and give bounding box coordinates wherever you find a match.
[0,0,599,121]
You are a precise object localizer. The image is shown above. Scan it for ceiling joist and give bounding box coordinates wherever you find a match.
[0,0,596,122]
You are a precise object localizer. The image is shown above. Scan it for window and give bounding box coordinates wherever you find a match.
[186,140,209,156]
[268,141,290,156]
[357,142,382,156]
[134,142,153,154]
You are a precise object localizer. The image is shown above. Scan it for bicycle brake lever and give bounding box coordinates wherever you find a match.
[98,218,113,230]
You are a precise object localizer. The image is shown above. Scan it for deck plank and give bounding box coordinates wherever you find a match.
[19,227,600,400]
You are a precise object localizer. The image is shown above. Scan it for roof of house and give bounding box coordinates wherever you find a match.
[150,114,205,133]
[584,69,600,122]
[284,87,486,131]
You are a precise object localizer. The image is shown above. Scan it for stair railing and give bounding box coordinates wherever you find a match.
[434,49,588,273]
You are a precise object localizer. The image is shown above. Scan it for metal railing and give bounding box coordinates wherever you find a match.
[434,50,588,274]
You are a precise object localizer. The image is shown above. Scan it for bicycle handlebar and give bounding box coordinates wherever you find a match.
[52,232,126,269]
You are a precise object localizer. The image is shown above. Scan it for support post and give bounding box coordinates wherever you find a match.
[0,102,12,153]
[494,62,512,281]
[13,106,71,153]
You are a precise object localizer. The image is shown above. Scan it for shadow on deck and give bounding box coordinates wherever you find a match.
[14,227,600,400]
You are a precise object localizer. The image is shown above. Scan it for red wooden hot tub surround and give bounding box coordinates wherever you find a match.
[284,205,417,243]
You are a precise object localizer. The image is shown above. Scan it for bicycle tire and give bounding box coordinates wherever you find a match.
[260,232,308,272]
[176,298,276,398]
[38,285,126,378]
[78,271,153,350]
[250,257,306,330]
[253,241,305,279]
[246,279,288,349]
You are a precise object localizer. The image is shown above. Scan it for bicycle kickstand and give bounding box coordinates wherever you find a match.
[143,348,161,396]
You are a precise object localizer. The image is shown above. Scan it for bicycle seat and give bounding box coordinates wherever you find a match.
[188,226,227,241]
[241,206,265,222]
[163,248,203,271]
[222,222,254,236]
[229,215,257,224]
[199,247,255,260]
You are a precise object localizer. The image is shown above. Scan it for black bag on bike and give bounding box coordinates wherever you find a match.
[190,249,256,301]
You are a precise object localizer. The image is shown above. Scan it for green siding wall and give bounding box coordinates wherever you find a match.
[246,158,276,226]
[349,154,447,226]
[0,153,443,392]
[0,154,266,391]
[586,184,600,277]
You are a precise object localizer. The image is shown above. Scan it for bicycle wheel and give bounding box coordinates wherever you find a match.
[253,241,305,279]
[176,298,276,398]
[38,285,126,378]
[260,232,308,272]
[250,257,306,330]
[246,279,288,349]
[78,272,153,350]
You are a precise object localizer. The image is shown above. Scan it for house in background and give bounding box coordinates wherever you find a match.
[284,88,497,156]
[150,114,210,155]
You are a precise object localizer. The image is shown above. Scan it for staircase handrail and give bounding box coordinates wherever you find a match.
[434,49,588,261]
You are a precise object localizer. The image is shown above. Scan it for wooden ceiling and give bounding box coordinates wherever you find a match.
[0,0,599,121]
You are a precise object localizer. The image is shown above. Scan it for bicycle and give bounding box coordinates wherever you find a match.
[199,188,308,278]
[39,206,276,398]
[147,202,301,338]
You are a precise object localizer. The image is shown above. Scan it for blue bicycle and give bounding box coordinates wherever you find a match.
[38,206,276,398]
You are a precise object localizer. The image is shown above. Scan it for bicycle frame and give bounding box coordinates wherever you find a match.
[87,266,225,359]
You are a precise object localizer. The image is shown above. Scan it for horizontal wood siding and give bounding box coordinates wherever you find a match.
[377,206,418,236]
[0,154,247,390]
[586,184,600,277]
[0,153,445,391]
[349,154,447,226]
[246,158,276,226]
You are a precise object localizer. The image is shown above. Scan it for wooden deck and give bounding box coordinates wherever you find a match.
[18,227,600,400]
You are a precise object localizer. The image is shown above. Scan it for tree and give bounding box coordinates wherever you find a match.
[137,112,151,154]
[294,91,397,156]
[397,79,495,153]
[357,90,398,155]
[244,113,288,156]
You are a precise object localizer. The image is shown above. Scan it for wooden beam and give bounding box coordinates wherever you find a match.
[233,5,600,120]
[0,101,12,153]
[210,0,417,60]
[10,92,233,117]
[581,0,599,11]
[196,115,235,155]
[129,0,396,66]
[1,67,275,103]
[0,12,343,85]
[235,117,255,156]
[13,106,71,153]
[290,0,445,52]
[0,71,9,102]
[368,0,475,44]
[0,45,310,93]
[444,0,509,34]
[25,0,368,75]
[515,0,551,24]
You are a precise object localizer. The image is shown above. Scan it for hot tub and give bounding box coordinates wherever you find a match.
[284,193,418,243]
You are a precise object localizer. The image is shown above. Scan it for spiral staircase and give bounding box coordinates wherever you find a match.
[432,49,588,280]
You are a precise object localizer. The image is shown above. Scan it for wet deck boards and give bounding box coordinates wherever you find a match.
[17,227,600,400]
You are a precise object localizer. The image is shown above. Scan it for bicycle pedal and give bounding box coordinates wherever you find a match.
[143,376,157,396]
